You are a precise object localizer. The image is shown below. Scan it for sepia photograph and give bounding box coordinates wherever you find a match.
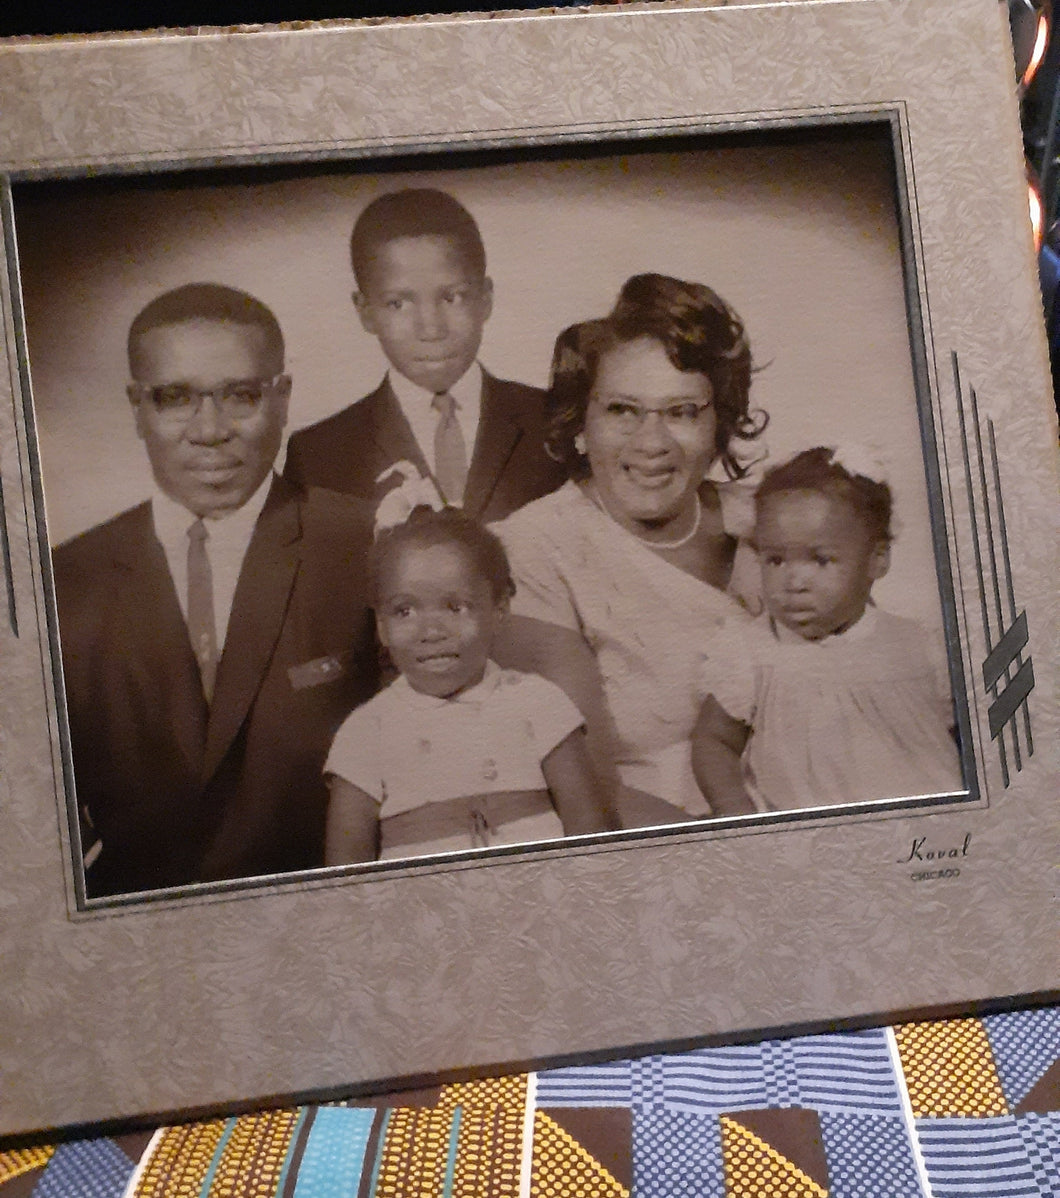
[14,123,969,903]
[0,0,1056,1140]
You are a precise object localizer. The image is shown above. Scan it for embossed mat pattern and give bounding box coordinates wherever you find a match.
[3,1007,1058,1196]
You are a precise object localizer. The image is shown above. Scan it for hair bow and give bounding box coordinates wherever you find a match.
[374,461,445,535]
[827,443,889,485]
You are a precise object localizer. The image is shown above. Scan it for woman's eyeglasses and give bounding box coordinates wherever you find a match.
[593,398,713,436]
[131,375,286,424]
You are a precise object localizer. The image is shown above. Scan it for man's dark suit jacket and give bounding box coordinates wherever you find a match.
[283,372,566,521]
[52,476,378,897]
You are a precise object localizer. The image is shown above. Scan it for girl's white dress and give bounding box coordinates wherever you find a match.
[496,481,753,815]
[703,606,965,810]
[326,661,583,859]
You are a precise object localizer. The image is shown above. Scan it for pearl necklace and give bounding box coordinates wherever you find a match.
[589,486,703,550]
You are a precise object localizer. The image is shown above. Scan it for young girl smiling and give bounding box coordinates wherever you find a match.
[324,506,617,862]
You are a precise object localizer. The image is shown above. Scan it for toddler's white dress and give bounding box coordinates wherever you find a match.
[703,606,964,810]
[326,661,583,859]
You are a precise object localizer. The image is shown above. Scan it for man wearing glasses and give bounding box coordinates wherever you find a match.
[53,284,378,898]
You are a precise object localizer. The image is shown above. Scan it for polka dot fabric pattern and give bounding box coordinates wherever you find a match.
[6,1006,1059,1197]
[529,1111,628,1197]
[30,1140,136,1198]
[819,1112,923,1198]
[632,1109,725,1198]
[209,1109,304,1198]
[720,1115,827,1197]
[894,1018,1009,1117]
[133,1119,231,1198]
[437,1074,529,1116]
[0,1146,54,1186]
[984,1008,1060,1109]
[290,1108,373,1197]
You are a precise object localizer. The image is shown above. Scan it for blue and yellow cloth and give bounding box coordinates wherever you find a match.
[4,1005,1058,1196]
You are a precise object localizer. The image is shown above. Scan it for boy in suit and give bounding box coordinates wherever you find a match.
[283,188,565,521]
[53,283,378,897]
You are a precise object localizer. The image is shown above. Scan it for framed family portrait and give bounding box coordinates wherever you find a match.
[1,0,1057,1138]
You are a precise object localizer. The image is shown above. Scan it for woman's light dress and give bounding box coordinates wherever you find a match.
[497,481,753,816]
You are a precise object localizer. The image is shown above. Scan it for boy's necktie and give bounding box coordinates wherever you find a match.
[187,517,218,702]
[432,391,468,505]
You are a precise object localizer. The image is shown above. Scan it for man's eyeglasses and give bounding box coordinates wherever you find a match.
[592,398,714,436]
[131,375,287,424]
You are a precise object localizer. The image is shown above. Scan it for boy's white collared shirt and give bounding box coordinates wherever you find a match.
[388,361,483,486]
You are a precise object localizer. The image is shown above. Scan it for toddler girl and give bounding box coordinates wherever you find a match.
[691,446,964,813]
[324,506,617,862]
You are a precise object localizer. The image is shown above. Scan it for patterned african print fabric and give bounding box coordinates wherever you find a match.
[3,1006,1057,1196]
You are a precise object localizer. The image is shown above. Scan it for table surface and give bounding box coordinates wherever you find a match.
[3,1003,1058,1196]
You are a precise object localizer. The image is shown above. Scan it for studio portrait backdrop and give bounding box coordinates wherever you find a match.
[17,128,944,634]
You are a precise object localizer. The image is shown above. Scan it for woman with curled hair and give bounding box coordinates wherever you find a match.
[494,273,768,826]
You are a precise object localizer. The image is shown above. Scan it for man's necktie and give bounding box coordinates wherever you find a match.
[187,517,218,702]
[432,391,468,505]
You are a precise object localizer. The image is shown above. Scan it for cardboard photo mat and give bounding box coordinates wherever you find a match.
[0,0,1056,1137]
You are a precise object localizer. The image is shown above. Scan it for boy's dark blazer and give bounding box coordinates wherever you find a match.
[52,475,379,898]
[282,371,566,521]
